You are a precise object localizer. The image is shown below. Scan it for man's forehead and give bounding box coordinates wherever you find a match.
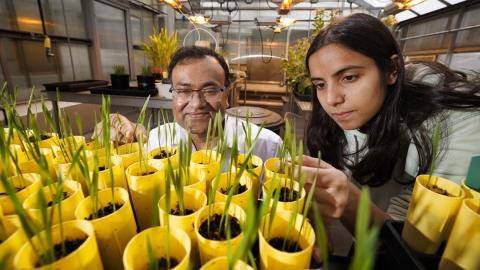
[172,56,225,85]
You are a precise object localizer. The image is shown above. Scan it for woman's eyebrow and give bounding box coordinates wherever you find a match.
[311,65,365,80]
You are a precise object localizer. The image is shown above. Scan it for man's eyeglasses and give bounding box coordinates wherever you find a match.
[169,86,225,102]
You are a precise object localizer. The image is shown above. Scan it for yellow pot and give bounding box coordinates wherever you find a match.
[462,180,480,199]
[200,256,253,270]
[55,150,94,195]
[0,216,27,268]
[194,202,246,265]
[190,150,221,194]
[148,147,179,170]
[402,175,464,254]
[159,187,207,244]
[262,177,306,213]
[18,148,56,180]
[94,155,127,190]
[2,145,26,176]
[30,132,59,149]
[438,198,480,270]
[23,180,85,228]
[213,172,253,210]
[264,157,287,182]
[51,135,86,158]
[123,226,191,270]
[126,160,165,231]
[0,173,42,215]
[75,187,137,270]
[3,128,23,145]
[85,141,115,158]
[13,220,103,269]
[259,211,315,270]
[232,154,263,200]
[117,143,143,168]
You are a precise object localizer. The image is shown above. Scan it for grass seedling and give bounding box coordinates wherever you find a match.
[113,65,127,75]
[426,119,440,189]
[349,187,379,270]
[312,202,329,270]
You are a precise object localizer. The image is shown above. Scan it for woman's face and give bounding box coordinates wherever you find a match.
[308,43,396,130]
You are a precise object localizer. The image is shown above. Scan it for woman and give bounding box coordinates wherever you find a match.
[301,13,480,232]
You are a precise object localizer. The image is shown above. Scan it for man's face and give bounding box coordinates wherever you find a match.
[171,56,228,136]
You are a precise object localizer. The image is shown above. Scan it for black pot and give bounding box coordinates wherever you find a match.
[110,74,130,89]
[293,84,313,101]
[137,75,155,90]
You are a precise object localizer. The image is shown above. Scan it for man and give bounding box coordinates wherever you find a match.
[95,46,282,163]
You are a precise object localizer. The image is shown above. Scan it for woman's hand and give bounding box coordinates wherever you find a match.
[91,113,147,145]
[296,155,350,224]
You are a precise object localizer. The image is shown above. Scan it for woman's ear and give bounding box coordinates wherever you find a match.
[387,54,400,85]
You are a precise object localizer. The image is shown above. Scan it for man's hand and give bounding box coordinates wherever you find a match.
[91,113,147,145]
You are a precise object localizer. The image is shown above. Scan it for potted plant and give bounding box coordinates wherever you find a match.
[0,173,42,216]
[110,64,129,89]
[143,28,179,82]
[402,122,465,254]
[282,38,313,101]
[137,65,155,91]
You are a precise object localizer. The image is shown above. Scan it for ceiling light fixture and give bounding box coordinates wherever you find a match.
[189,14,210,24]
[277,17,296,27]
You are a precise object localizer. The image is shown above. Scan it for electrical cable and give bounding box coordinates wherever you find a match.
[265,0,277,10]
[60,0,75,80]
[257,23,275,64]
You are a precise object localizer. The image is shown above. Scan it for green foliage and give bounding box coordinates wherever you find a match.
[143,28,178,71]
[141,65,153,76]
[113,65,127,75]
[427,119,441,187]
[281,38,312,94]
[312,203,329,270]
[349,188,380,270]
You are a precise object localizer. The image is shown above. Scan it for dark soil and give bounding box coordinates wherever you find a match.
[268,237,302,253]
[97,166,107,172]
[169,203,195,216]
[28,134,52,142]
[220,184,247,195]
[153,149,176,159]
[36,238,87,267]
[428,185,455,197]
[152,257,179,270]
[86,202,123,220]
[0,186,27,196]
[273,187,299,202]
[139,171,156,176]
[237,162,258,169]
[46,192,69,207]
[198,213,242,241]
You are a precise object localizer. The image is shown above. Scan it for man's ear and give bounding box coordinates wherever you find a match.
[387,54,400,85]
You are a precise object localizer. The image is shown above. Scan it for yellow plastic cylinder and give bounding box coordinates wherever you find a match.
[54,150,94,195]
[51,135,86,158]
[85,141,115,158]
[94,155,127,190]
[23,180,85,228]
[13,220,103,270]
[190,150,221,194]
[34,132,59,149]
[0,216,27,268]
[18,148,56,180]
[117,143,143,168]
[213,172,253,210]
[0,173,42,215]
[148,147,179,170]
[402,175,464,254]
[75,187,137,270]
[159,187,207,244]
[258,211,315,270]
[125,160,165,231]
[232,154,263,200]
[194,202,246,265]
[264,157,287,182]
[438,198,480,270]
[123,226,191,270]
[462,180,480,199]
[200,256,253,270]
[262,177,306,213]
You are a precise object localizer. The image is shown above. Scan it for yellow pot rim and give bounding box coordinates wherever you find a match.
[74,187,130,222]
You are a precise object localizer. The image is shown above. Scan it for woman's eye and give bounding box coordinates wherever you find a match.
[343,75,358,82]
[314,83,325,90]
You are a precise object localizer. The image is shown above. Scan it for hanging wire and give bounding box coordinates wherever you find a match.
[60,0,76,80]
[257,23,276,64]
[265,0,277,10]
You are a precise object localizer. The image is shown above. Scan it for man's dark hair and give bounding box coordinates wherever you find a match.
[168,46,230,87]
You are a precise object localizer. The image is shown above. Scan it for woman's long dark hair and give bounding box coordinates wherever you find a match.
[305,13,480,186]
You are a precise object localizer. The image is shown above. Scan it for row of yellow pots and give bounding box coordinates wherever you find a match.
[402,175,480,270]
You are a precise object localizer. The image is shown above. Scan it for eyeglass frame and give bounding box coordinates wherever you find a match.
[169,85,226,102]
